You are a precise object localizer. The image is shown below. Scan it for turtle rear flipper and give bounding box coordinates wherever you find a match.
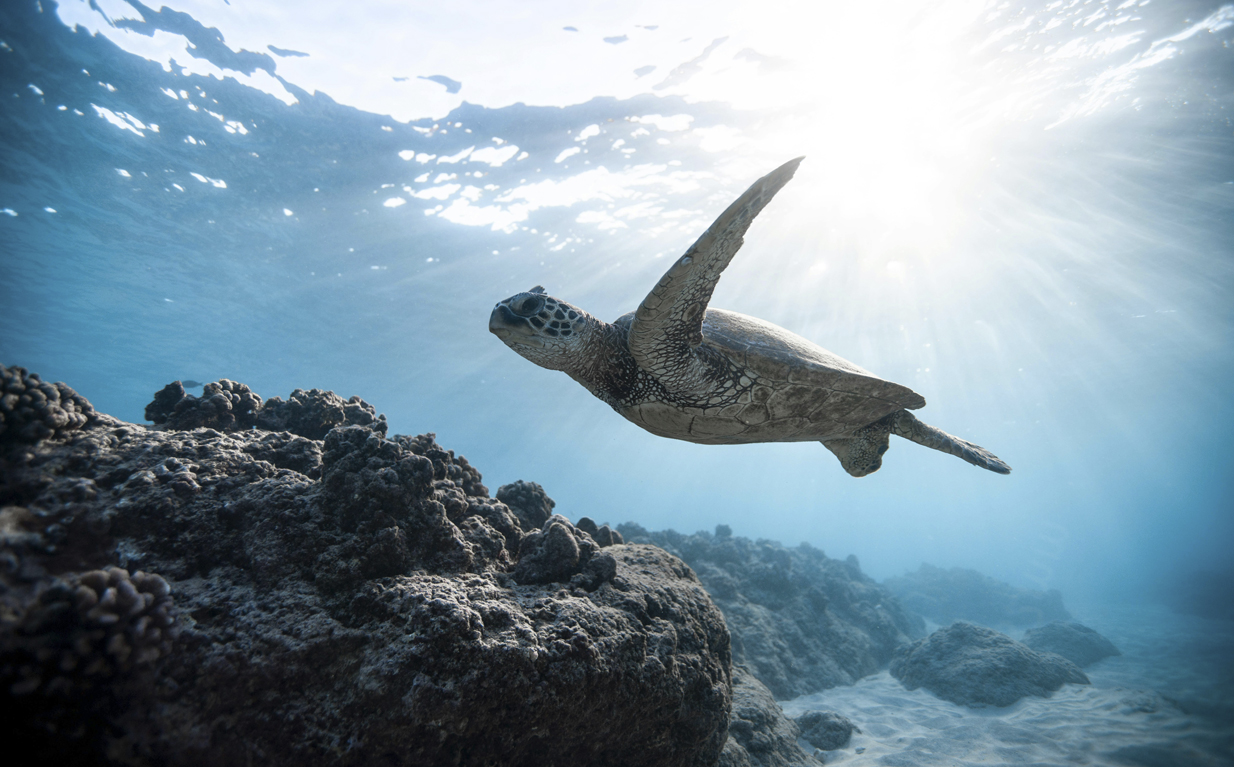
[891,410,1011,474]
[821,417,893,477]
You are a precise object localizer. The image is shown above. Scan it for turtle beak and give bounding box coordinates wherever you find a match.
[489,303,543,347]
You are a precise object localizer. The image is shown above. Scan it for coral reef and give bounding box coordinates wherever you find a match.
[257,387,388,439]
[0,365,94,444]
[794,710,860,751]
[717,665,822,767]
[1022,620,1121,667]
[890,621,1089,707]
[619,524,923,699]
[883,563,1071,628]
[144,379,262,432]
[1,372,733,766]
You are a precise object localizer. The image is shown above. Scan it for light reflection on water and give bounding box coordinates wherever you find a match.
[0,0,1231,606]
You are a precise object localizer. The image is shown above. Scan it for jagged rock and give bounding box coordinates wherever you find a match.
[1022,621,1120,667]
[884,563,1071,628]
[144,379,262,432]
[257,387,388,439]
[890,621,1090,707]
[497,479,555,531]
[718,665,822,767]
[512,514,598,585]
[794,710,859,751]
[1,373,734,767]
[0,365,94,444]
[619,523,923,698]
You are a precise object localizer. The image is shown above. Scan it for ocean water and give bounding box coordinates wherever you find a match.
[1,0,1231,735]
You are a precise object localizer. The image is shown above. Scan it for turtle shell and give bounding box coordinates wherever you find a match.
[617,308,925,445]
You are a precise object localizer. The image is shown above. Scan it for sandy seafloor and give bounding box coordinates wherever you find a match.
[782,606,1234,766]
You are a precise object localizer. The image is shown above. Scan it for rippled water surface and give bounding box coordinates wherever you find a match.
[1,0,1231,606]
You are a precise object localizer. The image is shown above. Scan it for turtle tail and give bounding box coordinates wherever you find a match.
[891,410,1011,474]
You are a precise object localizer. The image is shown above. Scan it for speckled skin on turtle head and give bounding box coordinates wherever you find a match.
[489,158,1011,477]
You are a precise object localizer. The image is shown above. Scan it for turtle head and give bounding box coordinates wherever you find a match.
[489,286,596,371]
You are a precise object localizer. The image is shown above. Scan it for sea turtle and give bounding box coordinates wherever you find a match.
[488,158,1010,477]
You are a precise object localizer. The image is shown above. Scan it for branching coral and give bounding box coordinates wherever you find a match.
[0,365,94,445]
[2,567,177,697]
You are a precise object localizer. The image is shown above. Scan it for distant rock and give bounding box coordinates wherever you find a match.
[1162,568,1234,622]
[884,563,1071,628]
[890,621,1089,707]
[620,524,924,699]
[1022,621,1120,667]
[2,373,734,767]
[794,709,860,751]
[718,666,822,767]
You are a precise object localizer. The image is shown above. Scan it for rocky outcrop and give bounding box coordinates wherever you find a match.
[619,524,923,699]
[884,563,1071,628]
[0,374,733,767]
[717,666,822,767]
[1022,621,1120,667]
[794,710,859,751]
[890,621,1089,707]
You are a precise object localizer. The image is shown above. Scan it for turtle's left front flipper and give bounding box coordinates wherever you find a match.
[892,410,1011,474]
[628,157,803,384]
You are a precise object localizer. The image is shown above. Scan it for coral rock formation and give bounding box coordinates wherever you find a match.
[496,479,556,532]
[257,387,388,439]
[1,372,734,767]
[144,379,262,432]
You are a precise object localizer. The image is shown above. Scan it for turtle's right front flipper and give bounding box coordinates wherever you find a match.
[892,410,1011,474]
[628,157,803,387]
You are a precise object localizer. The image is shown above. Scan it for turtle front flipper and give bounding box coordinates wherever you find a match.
[628,157,803,391]
[891,410,1011,474]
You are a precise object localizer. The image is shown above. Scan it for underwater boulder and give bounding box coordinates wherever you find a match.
[890,621,1090,707]
[1022,620,1121,667]
[794,709,860,751]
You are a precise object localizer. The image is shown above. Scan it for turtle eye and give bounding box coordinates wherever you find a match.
[512,294,545,317]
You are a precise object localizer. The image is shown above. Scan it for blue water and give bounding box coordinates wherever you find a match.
[1,0,1231,610]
